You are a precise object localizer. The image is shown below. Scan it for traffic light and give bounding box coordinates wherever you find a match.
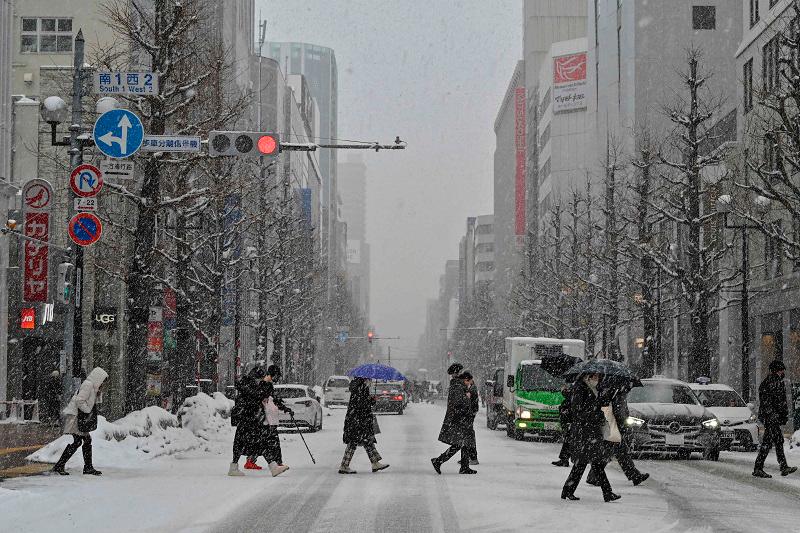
[208,131,280,158]
[367,331,374,344]
[56,262,73,304]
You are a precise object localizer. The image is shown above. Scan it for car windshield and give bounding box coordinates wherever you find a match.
[275,387,306,399]
[695,389,746,408]
[628,384,700,405]
[519,363,563,392]
[327,378,350,388]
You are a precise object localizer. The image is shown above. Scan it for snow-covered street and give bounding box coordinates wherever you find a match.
[4,399,800,532]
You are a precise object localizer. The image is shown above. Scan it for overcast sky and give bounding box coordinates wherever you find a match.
[259,0,522,367]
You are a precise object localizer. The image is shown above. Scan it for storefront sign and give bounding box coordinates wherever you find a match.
[20,308,35,329]
[553,52,588,113]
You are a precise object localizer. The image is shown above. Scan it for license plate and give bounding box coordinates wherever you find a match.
[544,422,559,431]
[665,433,685,446]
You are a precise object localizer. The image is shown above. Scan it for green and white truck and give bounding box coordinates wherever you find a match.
[502,337,585,440]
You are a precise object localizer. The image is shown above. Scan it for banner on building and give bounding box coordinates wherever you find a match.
[553,52,587,113]
[346,240,361,264]
[514,87,526,238]
[22,179,53,303]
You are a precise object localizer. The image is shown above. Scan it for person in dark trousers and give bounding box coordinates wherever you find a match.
[432,364,476,475]
[52,367,108,476]
[42,370,63,424]
[753,360,797,478]
[587,383,649,486]
[561,373,620,502]
[339,377,389,474]
[247,365,292,477]
[463,373,480,465]
[229,364,293,476]
[553,382,573,467]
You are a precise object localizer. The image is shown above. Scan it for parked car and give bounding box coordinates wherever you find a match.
[688,381,759,451]
[274,384,324,432]
[323,375,351,407]
[486,367,505,430]
[372,381,406,414]
[625,377,722,460]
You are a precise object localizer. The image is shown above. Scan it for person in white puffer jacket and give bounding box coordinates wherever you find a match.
[52,367,108,476]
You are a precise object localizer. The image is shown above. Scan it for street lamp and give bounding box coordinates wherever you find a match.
[716,193,770,402]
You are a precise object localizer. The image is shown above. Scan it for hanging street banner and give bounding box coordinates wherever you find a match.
[70,163,103,197]
[99,159,134,180]
[94,71,158,95]
[553,52,588,113]
[22,179,52,303]
[140,135,202,152]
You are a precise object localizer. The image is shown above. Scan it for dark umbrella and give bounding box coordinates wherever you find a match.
[563,358,638,383]
[540,352,582,378]
[347,363,406,381]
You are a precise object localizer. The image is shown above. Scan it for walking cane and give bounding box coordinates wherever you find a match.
[290,413,316,464]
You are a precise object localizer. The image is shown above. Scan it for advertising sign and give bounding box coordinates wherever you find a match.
[553,52,588,113]
[514,87,526,239]
[146,373,162,396]
[21,308,35,330]
[23,213,49,302]
[147,306,164,361]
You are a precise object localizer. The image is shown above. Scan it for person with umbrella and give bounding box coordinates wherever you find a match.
[339,377,390,474]
[552,382,573,467]
[560,372,620,502]
[431,364,476,475]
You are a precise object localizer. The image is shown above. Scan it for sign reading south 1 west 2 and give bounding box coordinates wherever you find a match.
[94,71,159,95]
[93,109,144,159]
[68,212,103,247]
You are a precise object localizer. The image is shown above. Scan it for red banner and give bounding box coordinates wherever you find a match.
[514,87,526,237]
[23,212,49,302]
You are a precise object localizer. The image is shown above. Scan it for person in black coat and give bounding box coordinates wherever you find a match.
[462,372,480,465]
[246,365,293,476]
[587,383,649,486]
[561,373,620,502]
[431,364,476,475]
[339,377,389,474]
[552,383,573,467]
[228,364,293,476]
[753,360,797,478]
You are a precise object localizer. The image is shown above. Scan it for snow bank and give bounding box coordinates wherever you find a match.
[28,393,234,466]
[789,430,800,453]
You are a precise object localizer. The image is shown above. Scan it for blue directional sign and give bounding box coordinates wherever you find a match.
[93,109,144,159]
[336,331,349,343]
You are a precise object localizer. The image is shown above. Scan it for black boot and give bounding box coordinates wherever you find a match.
[603,492,622,502]
[631,472,650,486]
[459,460,477,474]
[431,458,442,475]
[82,439,102,476]
[560,490,580,501]
[552,459,570,467]
[781,466,797,476]
[752,469,772,478]
[52,438,80,475]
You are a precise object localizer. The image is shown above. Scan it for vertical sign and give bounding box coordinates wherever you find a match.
[147,306,164,361]
[221,195,241,327]
[20,308,35,329]
[514,87,526,241]
[22,179,53,302]
[553,52,588,113]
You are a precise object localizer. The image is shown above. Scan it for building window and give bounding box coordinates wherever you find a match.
[693,6,716,30]
[765,221,784,279]
[744,58,754,113]
[20,17,73,54]
[763,35,781,92]
[751,0,760,28]
[475,224,493,235]
[476,243,494,254]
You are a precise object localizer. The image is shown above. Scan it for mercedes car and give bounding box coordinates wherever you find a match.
[688,381,759,451]
[624,377,721,460]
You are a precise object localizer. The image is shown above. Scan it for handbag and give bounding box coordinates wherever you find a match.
[372,414,381,435]
[77,405,98,433]
[601,405,622,443]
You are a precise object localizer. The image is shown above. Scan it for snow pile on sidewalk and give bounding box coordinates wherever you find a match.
[789,430,800,453]
[28,393,234,466]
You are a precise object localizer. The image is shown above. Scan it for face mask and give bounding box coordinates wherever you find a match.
[587,377,599,388]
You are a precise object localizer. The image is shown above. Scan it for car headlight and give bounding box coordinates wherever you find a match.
[516,407,532,419]
[702,418,719,429]
[625,416,645,428]
[748,414,757,423]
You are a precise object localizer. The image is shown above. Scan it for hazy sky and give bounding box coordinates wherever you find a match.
[259,0,523,365]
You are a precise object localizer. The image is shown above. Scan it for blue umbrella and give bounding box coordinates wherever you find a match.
[347,363,406,381]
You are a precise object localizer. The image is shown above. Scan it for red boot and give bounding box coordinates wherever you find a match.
[244,459,262,470]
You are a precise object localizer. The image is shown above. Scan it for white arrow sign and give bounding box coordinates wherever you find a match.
[98,114,132,153]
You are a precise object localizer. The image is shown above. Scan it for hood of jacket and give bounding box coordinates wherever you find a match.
[86,367,108,392]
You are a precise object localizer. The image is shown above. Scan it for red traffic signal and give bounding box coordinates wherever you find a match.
[367,331,374,344]
[257,135,278,155]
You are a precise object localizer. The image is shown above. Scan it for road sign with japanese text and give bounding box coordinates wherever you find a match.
[141,135,201,152]
[100,159,134,180]
[94,71,158,95]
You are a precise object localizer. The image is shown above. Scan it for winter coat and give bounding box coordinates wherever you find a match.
[758,373,789,426]
[569,379,608,463]
[231,374,278,427]
[62,367,108,436]
[343,379,377,445]
[466,383,479,421]
[438,377,472,447]
[559,384,574,426]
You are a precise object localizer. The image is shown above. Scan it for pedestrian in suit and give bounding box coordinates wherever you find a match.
[753,360,797,478]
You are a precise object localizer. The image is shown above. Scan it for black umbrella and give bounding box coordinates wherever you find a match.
[563,358,638,383]
[540,352,582,378]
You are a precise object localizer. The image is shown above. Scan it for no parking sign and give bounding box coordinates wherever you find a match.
[68,212,103,247]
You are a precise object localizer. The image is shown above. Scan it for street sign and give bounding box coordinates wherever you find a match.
[141,135,202,152]
[336,331,349,343]
[93,109,144,159]
[70,164,103,197]
[100,159,134,180]
[74,198,98,212]
[68,213,103,247]
[94,71,158,95]
[22,179,53,211]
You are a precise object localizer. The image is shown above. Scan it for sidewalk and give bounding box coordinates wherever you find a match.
[0,422,60,480]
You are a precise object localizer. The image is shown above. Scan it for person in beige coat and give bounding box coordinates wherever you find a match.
[52,367,108,476]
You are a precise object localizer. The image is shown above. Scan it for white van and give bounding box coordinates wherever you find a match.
[323,375,352,407]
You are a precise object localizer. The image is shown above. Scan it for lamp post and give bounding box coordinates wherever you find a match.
[716,194,770,402]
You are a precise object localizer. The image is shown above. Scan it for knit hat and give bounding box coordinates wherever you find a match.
[459,371,473,381]
[447,363,464,376]
[266,364,282,378]
[769,360,786,373]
